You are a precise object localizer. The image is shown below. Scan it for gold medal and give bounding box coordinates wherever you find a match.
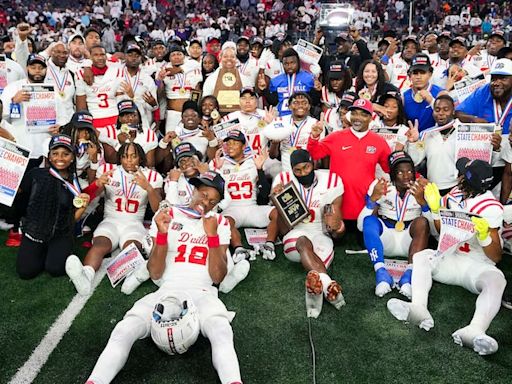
[395,221,405,232]
[257,119,266,129]
[211,109,220,120]
[414,92,424,103]
[59,91,65,98]
[359,90,371,100]
[416,140,425,150]
[222,72,236,87]
[73,197,84,208]
[234,164,240,172]
[179,87,186,96]
[120,124,130,134]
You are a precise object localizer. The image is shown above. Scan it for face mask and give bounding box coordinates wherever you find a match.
[296,171,314,187]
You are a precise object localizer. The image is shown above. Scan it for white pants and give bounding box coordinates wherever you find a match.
[222,204,275,228]
[283,228,334,267]
[93,219,146,250]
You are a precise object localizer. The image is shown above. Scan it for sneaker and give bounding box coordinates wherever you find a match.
[398,269,412,300]
[65,255,92,295]
[452,325,498,355]
[219,260,250,293]
[5,229,21,247]
[121,262,150,295]
[501,294,512,310]
[387,298,434,331]
[326,280,346,310]
[375,267,394,298]
[233,247,253,263]
[305,270,323,318]
[0,219,13,231]
[260,241,276,261]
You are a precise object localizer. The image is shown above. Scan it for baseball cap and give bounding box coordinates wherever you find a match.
[290,149,313,168]
[68,33,85,44]
[348,98,373,115]
[174,142,199,163]
[237,36,250,44]
[207,36,220,43]
[189,38,202,47]
[27,54,47,67]
[489,30,506,42]
[118,100,138,114]
[49,134,74,152]
[71,110,94,129]
[168,44,185,54]
[490,58,512,76]
[402,35,418,45]
[328,61,346,80]
[223,129,246,144]
[437,31,452,41]
[449,36,467,48]
[339,91,357,108]
[151,39,166,48]
[456,158,493,193]
[409,53,432,72]
[388,150,414,169]
[125,43,142,54]
[251,36,264,46]
[240,87,257,97]
[377,39,390,48]
[189,171,225,200]
[335,32,351,44]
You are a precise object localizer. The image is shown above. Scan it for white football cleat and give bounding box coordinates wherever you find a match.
[219,260,250,293]
[121,262,150,295]
[387,298,434,331]
[452,325,498,355]
[305,271,324,318]
[398,283,412,300]
[65,255,92,296]
[260,242,276,261]
[232,247,253,263]
[326,280,345,310]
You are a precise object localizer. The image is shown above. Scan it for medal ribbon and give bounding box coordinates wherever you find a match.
[124,67,140,94]
[239,60,249,75]
[178,127,200,140]
[287,73,296,96]
[419,120,455,141]
[49,168,81,197]
[442,186,465,209]
[174,204,202,219]
[395,190,411,223]
[48,63,68,95]
[290,117,308,147]
[493,96,512,127]
[121,170,137,199]
[299,177,317,210]
[177,72,186,89]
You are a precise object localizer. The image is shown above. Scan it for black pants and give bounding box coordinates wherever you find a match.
[16,234,73,279]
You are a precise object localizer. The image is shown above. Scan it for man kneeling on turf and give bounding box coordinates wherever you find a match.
[387,158,506,355]
[358,151,430,298]
[272,149,345,318]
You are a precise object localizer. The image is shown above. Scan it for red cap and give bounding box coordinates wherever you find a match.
[348,98,373,115]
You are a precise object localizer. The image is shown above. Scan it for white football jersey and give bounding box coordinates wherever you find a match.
[163,61,202,100]
[323,107,343,133]
[320,86,341,109]
[217,157,258,206]
[149,206,231,289]
[174,126,209,158]
[386,54,411,92]
[447,191,503,264]
[467,51,497,73]
[97,164,163,222]
[222,109,268,154]
[164,174,196,206]
[237,57,260,87]
[44,60,76,126]
[143,58,167,77]
[121,66,158,127]
[75,66,125,119]
[367,180,422,222]
[272,169,344,232]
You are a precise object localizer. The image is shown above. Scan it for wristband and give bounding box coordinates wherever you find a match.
[381,54,389,65]
[421,204,430,213]
[156,232,168,246]
[477,235,492,248]
[365,194,378,209]
[155,79,162,87]
[89,162,99,171]
[208,138,219,148]
[207,235,220,248]
[159,139,169,149]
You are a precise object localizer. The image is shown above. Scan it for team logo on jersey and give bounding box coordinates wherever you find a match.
[171,222,183,231]
[366,146,376,154]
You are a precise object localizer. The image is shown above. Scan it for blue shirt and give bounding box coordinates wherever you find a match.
[404,84,444,132]
[270,70,315,116]
[456,83,512,134]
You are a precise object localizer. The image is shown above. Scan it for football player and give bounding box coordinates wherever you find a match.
[272,149,345,318]
[357,151,430,298]
[85,171,243,384]
[388,158,506,355]
[65,143,163,295]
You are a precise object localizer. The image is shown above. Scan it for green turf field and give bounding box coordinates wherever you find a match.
[1,231,511,384]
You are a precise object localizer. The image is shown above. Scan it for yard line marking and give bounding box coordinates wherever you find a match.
[9,255,114,384]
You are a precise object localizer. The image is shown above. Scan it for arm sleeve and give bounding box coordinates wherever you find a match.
[261,87,279,106]
[256,169,271,205]
[13,36,29,68]
[355,39,372,63]
[455,92,480,115]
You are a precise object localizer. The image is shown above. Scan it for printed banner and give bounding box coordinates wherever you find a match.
[106,243,145,288]
[0,55,7,95]
[23,84,57,133]
[450,74,487,105]
[437,209,475,257]
[455,123,494,163]
[212,118,241,141]
[0,137,31,207]
[294,39,323,65]
[373,127,399,148]
[384,258,409,283]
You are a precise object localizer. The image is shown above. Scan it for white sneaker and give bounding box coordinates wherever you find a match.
[121,262,150,295]
[305,271,324,318]
[219,260,250,293]
[452,325,498,355]
[233,247,253,263]
[65,255,92,296]
[326,280,346,310]
[260,242,276,261]
[387,298,434,331]
[398,283,412,300]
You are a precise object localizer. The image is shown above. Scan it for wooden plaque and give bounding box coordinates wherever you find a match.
[270,182,310,228]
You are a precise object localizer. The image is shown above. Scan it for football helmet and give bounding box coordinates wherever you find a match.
[150,295,200,355]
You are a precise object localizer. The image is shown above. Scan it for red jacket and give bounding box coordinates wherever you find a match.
[307,129,390,220]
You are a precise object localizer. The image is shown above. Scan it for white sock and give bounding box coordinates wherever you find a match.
[88,316,148,383]
[374,262,385,272]
[202,316,241,384]
[319,273,333,297]
[84,265,95,282]
[410,251,432,308]
[470,270,507,332]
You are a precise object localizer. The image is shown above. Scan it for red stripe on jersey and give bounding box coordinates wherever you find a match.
[474,202,504,216]
[470,198,501,213]
[284,247,297,253]
[217,214,223,224]
[323,250,334,268]
[284,237,298,245]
